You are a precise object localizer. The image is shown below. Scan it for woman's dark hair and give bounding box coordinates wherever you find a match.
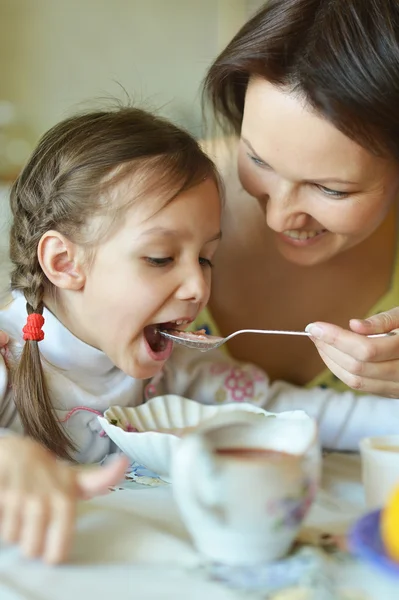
[9,106,219,459]
[203,0,399,159]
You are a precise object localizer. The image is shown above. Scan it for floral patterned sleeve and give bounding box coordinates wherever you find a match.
[149,344,271,407]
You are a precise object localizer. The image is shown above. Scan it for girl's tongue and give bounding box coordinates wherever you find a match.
[143,325,174,362]
[143,325,168,353]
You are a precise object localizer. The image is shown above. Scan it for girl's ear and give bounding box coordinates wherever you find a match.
[38,231,87,290]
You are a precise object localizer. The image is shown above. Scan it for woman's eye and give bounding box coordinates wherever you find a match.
[145,257,173,267]
[316,185,348,199]
[199,257,213,268]
[248,153,268,168]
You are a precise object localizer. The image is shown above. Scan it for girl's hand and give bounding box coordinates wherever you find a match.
[0,437,128,563]
[0,331,9,347]
[306,309,399,397]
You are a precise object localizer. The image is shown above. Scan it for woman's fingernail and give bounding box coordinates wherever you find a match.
[305,323,324,339]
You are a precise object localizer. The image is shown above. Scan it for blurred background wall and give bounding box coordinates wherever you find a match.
[0,0,265,267]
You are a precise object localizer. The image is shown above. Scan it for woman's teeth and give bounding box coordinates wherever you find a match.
[283,229,324,240]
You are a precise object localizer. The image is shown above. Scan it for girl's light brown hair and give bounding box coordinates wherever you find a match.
[9,106,219,459]
[203,0,399,159]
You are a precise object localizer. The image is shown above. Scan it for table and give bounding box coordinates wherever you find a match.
[0,453,397,599]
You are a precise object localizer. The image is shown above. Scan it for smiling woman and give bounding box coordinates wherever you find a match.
[238,78,399,268]
[196,0,399,399]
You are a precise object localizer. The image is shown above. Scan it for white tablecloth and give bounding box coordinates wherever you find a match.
[0,453,397,600]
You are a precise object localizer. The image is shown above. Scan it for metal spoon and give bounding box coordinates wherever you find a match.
[159,328,392,352]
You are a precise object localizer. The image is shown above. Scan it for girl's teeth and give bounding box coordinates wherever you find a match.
[174,319,188,326]
[283,229,323,240]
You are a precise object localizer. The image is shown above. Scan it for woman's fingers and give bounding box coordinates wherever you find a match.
[313,338,399,382]
[350,307,399,335]
[306,321,399,362]
[306,319,399,396]
[317,347,399,397]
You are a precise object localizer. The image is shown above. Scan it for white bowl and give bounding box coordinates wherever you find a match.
[98,395,279,481]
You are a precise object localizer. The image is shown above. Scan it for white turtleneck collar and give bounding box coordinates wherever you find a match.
[0,291,124,379]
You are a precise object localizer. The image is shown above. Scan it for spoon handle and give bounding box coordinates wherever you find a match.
[226,329,393,340]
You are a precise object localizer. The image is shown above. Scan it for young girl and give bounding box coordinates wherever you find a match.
[0,106,398,566]
[0,106,225,564]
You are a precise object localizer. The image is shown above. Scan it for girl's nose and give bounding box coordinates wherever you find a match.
[175,265,209,304]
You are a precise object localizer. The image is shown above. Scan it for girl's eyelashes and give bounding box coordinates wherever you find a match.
[316,185,349,199]
[199,257,214,268]
[144,257,214,268]
[145,257,173,267]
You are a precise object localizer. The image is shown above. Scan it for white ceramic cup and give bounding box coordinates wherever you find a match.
[171,411,320,566]
[360,435,399,509]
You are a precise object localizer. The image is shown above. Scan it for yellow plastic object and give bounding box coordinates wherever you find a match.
[381,485,399,562]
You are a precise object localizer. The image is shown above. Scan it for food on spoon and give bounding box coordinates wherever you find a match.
[180,328,208,339]
[161,328,222,342]
[381,484,399,562]
[166,328,208,340]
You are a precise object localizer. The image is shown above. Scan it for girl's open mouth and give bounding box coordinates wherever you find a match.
[143,324,175,361]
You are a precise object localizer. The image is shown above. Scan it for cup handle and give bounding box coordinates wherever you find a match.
[171,433,224,525]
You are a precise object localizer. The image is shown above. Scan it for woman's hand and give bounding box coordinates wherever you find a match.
[0,437,128,564]
[306,309,399,397]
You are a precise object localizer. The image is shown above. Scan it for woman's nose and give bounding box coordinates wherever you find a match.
[265,181,308,232]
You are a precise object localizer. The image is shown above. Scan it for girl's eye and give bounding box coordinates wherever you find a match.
[145,257,173,267]
[199,257,213,268]
[316,185,348,199]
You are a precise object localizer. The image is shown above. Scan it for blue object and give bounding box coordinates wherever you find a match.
[348,509,399,579]
[197,324,211,335]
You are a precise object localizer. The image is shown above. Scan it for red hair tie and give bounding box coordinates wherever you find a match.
[22,313,45,342]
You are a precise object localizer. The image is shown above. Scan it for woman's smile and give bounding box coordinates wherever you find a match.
[278,228,328,246]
